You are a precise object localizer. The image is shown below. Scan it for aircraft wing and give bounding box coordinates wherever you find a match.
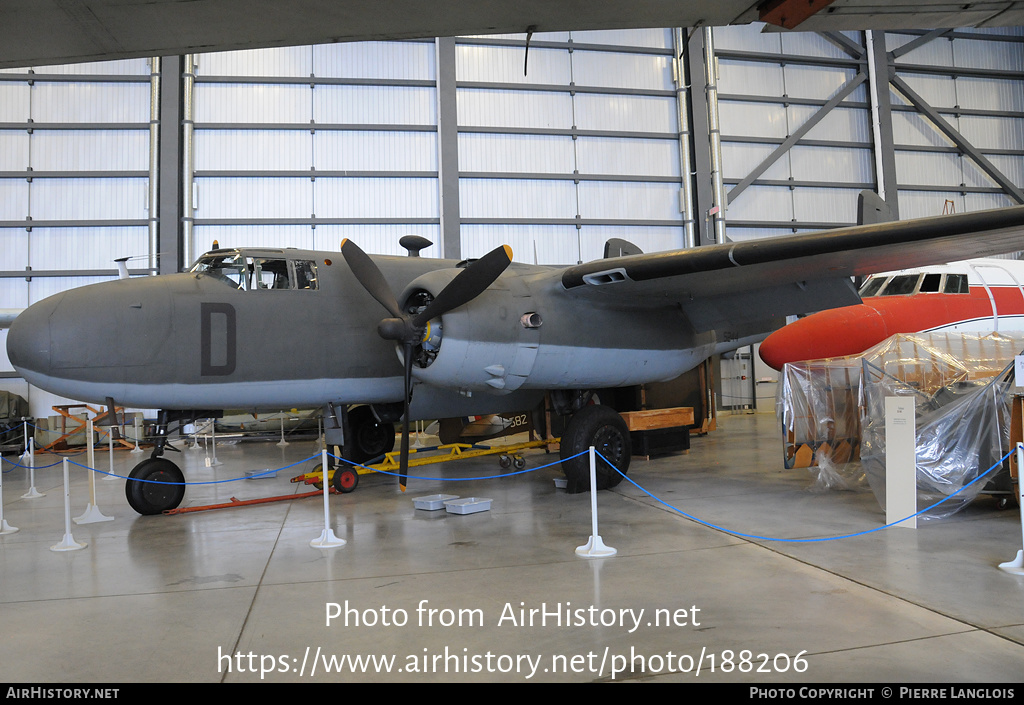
[560,205,1024,333]
[5,1,1024,69]
[0,310,21,329]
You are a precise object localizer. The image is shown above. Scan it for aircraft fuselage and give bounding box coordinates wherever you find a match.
[7,246,715,418]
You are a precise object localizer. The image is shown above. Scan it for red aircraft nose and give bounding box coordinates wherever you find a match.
[759,304,890,370]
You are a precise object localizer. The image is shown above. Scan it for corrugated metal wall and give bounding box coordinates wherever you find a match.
[457,29,683,263]
[0,59,153,402]
[711,24,1024,234]
[887,27,1024,218]
[712,25,874,240]
[191,42,441,258]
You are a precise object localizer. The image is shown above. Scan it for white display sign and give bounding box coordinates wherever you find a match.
[885,396,917,530]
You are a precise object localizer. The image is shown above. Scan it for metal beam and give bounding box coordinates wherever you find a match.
[436,37,461,260]
[727,71,868,204]
[866,30,899,219]
[158,55,184,275]
[889,73,1024,205]
[818,31,865,59]
[889,28,951,60]
[686,28,716,247]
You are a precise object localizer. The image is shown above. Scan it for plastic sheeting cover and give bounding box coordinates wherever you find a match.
[777,331,1024,519]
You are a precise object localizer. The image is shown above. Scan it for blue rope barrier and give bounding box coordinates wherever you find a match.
[3,435,1011,542]
[596,447,1015,543]
[61,454,318,484]
[1,456,66,470]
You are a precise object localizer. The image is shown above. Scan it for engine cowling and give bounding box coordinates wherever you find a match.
[398,268,539,394]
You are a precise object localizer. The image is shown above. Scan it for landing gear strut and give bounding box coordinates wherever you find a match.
[345,405,395,464]
[330,407,394,492]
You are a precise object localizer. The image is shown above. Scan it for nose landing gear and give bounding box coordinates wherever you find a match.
[124,410,218,515]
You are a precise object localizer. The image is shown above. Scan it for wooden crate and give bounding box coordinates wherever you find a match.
[619,407,694,432]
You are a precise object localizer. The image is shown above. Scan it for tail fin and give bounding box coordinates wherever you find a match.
[857,190,894,225]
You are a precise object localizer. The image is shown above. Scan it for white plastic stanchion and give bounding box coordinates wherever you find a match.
[186,421,201,452]
[103,423,117,481]
[74,419,114,524]
[0,455,19,534]
[51,458,87,552]
[131,416,143,454]
[311,449,346,548]
[998,443,1024,575]
[21,437,44,499]
[208,421,222,467]
[20,420,30,459]
[277,416,290,447]
[576,446,617,558]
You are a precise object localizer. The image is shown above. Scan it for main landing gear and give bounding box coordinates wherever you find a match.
[308,404,396,495]
[556,400,632,493]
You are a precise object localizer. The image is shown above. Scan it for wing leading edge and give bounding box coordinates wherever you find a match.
[561,204,1024,333]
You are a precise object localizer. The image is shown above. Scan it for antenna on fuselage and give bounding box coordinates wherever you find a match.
[399,235,432,257]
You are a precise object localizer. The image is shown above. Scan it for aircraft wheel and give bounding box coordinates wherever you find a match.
[333,466,360,493]
[125,458,185,515]
[559,405,631,493]
[347,406,395,463]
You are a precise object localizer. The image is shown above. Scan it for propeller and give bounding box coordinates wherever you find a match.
[340,239,513,490]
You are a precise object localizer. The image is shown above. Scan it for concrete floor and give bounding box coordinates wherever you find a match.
[1,412,1023,684]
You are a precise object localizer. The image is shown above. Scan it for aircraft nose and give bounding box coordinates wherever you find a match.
[759,304,889,370]
[6,293,61,377]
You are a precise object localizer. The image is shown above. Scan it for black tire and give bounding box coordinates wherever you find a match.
[346,406,395,463]
[559,405,631,493]
[333,466,360,493]
[125,458,185,515]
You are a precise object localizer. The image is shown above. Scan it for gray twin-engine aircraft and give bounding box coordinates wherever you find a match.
[8,205,1024,514]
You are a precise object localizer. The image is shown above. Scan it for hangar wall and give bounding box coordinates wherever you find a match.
[714,23,1024,242]
[3,24,1024,413]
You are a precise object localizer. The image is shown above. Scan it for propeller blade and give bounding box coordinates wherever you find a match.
[399,341,413,491]
[411,245,512,328]
[340,239,404,319]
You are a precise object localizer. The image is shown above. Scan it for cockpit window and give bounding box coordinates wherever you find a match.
[294,260,318,290]
[250,258,290,289]
[190,252,248,289]
[944,273,969,294]
[920,273,941,293]
[880,274,920,296]
[191,252,319,291]
[859,276,887,298]
[860,272,968,298]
